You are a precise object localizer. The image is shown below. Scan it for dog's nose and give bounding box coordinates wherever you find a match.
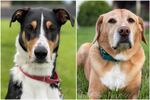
[34,46,47,60]
[118,26,130,37]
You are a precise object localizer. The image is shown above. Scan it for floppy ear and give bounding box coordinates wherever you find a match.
[10,8,30,27]
[138,17,146,44]
[53,8,74,27]
[92,15,103,43]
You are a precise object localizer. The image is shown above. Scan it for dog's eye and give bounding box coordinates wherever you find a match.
[26,25,34,31]
[47,25,55,31]
[108,18,117,24]
[50,25,55,30]
[128,18,135,23]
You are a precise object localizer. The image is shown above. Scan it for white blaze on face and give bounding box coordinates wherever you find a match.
[129,30,134,46]
[31,13,51,62]
[111,31,120,48]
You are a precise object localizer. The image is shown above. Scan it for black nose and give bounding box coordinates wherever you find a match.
[118,26,130,37]
[34,46,47,61]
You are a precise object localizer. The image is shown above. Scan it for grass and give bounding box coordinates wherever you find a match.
[1,19,76,99]
[77,26,149,99]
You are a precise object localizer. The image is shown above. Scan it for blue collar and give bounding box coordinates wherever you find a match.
[99,47,119,62]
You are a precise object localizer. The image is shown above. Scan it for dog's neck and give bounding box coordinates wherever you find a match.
[95,41,141,61]
[14,36,55,76]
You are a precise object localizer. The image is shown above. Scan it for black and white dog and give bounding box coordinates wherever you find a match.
[5,7,74,99]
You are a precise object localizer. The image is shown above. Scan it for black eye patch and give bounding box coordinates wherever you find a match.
[108,18,117,24]
[27,24,34,31]
[45,26,58,41]
[24,24,37,40]
[46,24,56,31]
[44,21,59,42]
[127,18,135,23]
[50,25,56,30]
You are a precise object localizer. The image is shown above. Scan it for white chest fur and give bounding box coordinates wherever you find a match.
[21,78,61,99]
[100,63,126,90]
[11,67,61,99]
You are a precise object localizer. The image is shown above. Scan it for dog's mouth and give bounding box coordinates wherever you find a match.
[34,58,48,64]
[30,57,50,64]
[113,39,132,51]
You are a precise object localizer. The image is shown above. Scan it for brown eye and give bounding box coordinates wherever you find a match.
[27,24,34,31]
[128,18,135,23]
[50,25,55,30]
[108,18,117,24]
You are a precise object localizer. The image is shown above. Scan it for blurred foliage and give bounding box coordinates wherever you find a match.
[141,4,149,21]
[113,1,149,21]
[12,1,75,5]
[78,1,112,26]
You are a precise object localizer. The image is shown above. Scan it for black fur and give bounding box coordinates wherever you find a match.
[5,75,22,99]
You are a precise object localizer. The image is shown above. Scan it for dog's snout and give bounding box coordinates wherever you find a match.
[118,26,130,37]
[34,46,47,61]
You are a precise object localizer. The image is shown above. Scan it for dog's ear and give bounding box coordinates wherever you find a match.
[138,16,146,44]
[10,8,30,27]
[53,8,74,27]
[92,15,103,43]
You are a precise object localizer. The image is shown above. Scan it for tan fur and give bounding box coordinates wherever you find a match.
[26,38,38,58]
[15,11,23,17]
[48,34,59,57]
[88,68,107,99]
[77,43,91,67]
[31,20,37,29]
[46,21,52,29]
[22,31,38,58]
[22,31,27,48]
[46,21,59,55]
[77,9,146,99]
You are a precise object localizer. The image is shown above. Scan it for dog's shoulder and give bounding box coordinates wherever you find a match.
[5,72,22,99]
[11,66,24,83]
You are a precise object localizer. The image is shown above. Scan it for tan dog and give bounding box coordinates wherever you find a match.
[77,9,146,99]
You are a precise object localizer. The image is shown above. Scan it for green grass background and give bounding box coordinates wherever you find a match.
[77,26,149,99]
[1,19,76,99]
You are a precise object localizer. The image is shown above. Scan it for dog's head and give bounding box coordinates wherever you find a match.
[10,7,74,63]
[94,9,146,51]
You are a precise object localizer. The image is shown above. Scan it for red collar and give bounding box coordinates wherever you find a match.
[19,67,59,84]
